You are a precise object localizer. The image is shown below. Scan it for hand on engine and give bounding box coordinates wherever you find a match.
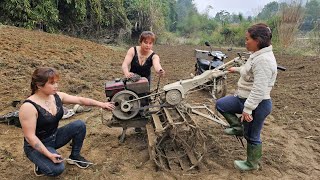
[101,102,115,111]
[125,72,135,78]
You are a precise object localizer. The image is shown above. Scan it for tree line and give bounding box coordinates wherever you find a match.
[0,0,319,48]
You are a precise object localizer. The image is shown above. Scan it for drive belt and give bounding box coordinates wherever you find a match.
[130,102,172,111]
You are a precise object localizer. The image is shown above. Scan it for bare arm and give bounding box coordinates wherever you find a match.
[19,103,62,163]
[152,54,165,76]
[122,47,135,78]
[57,92,115,110]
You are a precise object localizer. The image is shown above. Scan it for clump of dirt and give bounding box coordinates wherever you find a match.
[0,25,319,179]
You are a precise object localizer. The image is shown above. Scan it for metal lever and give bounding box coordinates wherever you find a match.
[154,69,163,100]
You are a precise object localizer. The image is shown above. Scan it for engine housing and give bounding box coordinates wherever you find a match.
[105,77,150,100]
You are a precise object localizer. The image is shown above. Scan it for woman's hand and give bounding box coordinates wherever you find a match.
[125,72,135,78]
[157,69,165,76]
[228,67,237,73]
[101,102,115,111]
[241,112,253,122]
[49,153,63,164]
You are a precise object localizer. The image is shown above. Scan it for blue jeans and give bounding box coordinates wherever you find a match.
[23,120,86,176]
[216,95,272,145]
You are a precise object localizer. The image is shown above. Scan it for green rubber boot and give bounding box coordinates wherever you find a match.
[220,112,243,136]
[234,143,262,171]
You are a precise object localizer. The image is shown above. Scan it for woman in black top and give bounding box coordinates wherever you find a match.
[122,31,165,83]
[19,67,115,176]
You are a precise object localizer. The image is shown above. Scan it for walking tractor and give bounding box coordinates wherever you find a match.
[103,55,247,171]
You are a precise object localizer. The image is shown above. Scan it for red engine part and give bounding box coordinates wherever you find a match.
[105,77,150,100]
[105,78,125,99]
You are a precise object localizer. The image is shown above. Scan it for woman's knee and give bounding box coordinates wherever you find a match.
[215,98,225,112]
[73,120,86,130]
[216,96,234,113]
[47,164,65,177]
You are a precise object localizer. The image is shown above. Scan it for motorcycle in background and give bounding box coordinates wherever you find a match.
[193,42,286,99]
[194,41,229,99]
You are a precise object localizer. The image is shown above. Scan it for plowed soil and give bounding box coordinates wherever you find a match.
[0,25,319,179]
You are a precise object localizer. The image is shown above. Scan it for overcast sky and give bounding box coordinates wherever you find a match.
[193,0,278,17]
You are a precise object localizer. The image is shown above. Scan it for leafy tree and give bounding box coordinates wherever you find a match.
[305,0,320,18]
[57,0,87,33]
[0,0,31,27]
[30,0,59,32]
[229,13,244,23]
[176,0,197,23]
[161,0,177,32]
[177,12,201,35]
[199,13,218,34]
[301,0,320,31]
[0,0,277,46]
[256,1,279,20]
[124,0,167,34]
[220,26,234,44]
[0,0,59,31]
[215,10,231,26]
[101,0,130,29]
[124,0,152,32]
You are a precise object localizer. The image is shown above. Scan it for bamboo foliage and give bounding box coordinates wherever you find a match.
[149,0,166,34]
[0,0,32,27]
[0,0,132,36]
[2,0,312,48]
[0,0,183,39]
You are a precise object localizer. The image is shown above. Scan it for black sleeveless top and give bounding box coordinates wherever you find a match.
[23,94,64,140]
[130,46,155,79]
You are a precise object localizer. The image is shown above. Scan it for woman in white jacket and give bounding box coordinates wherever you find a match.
[216,23,277,171]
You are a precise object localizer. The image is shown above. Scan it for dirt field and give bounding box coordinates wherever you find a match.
[0,25,319,179]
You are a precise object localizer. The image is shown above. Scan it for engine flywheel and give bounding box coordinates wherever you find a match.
[165,89,182,105]
[111,90,140,120]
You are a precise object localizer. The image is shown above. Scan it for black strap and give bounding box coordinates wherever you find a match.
[23,99,39,111]
[23,94,61,111]
[134,46,137,56]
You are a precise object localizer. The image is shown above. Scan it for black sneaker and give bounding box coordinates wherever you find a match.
[67,155,90,169]
[34,164,44,177]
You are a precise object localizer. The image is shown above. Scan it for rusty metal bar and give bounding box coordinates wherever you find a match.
[151,114,164,135]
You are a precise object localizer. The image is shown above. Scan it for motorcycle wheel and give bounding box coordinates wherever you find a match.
[211,78,227,99]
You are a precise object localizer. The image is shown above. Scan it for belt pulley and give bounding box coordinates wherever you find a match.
[111,90,141,120]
